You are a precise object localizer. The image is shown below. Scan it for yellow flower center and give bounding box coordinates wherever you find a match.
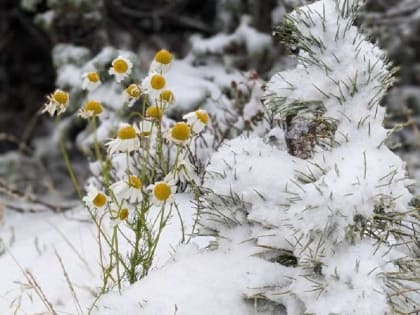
[84,100,103,115]
[53,90,69,105]
[119,208,129,220]
[145,106,163,120]
[153,182,171,201]
[171,122,191,141]
[128,175,142,189]
[117,125,137,139]
[160,90,174,103]
[126,84,141,97]
[113,58,129,74]
[93,193,107,207]
[150,74,165,90]
[196,110,209,124]
[155,49,172,65]
[87,72,100,82]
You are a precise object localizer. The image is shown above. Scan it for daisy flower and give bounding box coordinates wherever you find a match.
[159,89,175,106]
[123,83,142,107]
[110,174,143,204]
[142,73,166,100]
[116,208,130,223]
[149,49,173,74]
[167,122,191,145]
[149,180,175,206]
[82,185,108,213]
[145,105,163,121]
[106,124,140,155]
[81,71,101,91]
[109,56,133,83]
[78,100,104,119]
[41,89,69,117]
[108,202,131,226]
[183,109,209,133]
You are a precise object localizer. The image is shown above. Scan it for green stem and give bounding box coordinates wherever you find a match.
[187,182,201,243]
[126,151,130,175]
[141,123,153,184]
[59,137,82,199]
[174,202,185,243]
[85,205,130,272]
[91,118,110,186]
[112,226,121,291]
[145,203,171,277]
[128,215,142,284]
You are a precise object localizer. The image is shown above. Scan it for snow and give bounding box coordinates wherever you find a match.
[34,10,55,28]
[165,59,243,115]
[53,45,91,68]
[0,193,201,314]
[205,136,298,207]
[20,0,42,12]
[0,209,99,314]
[1,0,419,314]
[202,0,418,313]
[191,16,272,58]
[94,231,289,315]
[0,194,292,314]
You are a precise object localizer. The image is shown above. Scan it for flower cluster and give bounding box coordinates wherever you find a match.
[41,48,210,286]
[86,49,209,220]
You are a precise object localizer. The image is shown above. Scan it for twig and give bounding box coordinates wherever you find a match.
[0,179,72,213]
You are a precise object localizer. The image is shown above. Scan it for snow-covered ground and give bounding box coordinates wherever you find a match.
[1,0,419,314]
[0,194,289,315]
[0,194,203,314]
[0,208,99,314]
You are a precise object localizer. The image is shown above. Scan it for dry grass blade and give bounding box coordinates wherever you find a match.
[7,246,58,314]
[55,250,84,315]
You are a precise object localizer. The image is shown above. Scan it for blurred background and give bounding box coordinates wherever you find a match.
[0,0,419,204]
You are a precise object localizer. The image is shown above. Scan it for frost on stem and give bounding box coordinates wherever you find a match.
[203,0,419,314]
